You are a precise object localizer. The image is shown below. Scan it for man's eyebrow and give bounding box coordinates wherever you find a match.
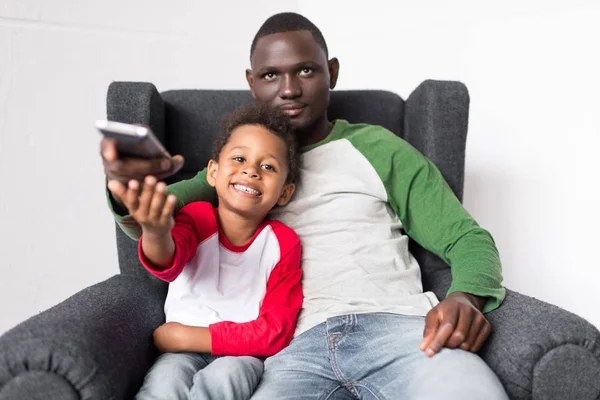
[256,61,321,73]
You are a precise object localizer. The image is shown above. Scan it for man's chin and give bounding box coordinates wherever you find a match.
[289,117,312,133]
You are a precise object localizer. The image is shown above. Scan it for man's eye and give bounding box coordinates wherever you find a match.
[233,156,244,163]
[299,68,313,76]
[264,72,277,80]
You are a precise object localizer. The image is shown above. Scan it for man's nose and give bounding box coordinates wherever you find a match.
[280,74,301,99]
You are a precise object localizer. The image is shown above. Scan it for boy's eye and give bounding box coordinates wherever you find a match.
[262,164,275,172]
[233,156,244,163]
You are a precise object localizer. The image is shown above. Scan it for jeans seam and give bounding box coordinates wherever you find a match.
[328,315,358,393]
[353,381,387,400]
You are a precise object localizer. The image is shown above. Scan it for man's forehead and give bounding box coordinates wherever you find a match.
[252,31,327,67]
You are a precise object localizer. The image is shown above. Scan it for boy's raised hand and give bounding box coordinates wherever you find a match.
[108,176,177,236]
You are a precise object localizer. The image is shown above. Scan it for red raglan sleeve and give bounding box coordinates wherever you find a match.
[209,226,302,357]
[138,202,217,282]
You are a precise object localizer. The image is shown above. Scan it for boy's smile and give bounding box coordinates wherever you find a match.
[207,124,295,221]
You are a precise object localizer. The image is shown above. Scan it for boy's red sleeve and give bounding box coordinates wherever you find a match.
[209,241,303,357]
[138,202,216,282]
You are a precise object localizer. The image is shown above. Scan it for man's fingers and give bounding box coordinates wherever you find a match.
[461,315,483,351]
[426,322,455,357]
[423,305,459,357]
[470,321,492,353]
[446,309,473,349]
[100,138,118,162]
[104,156,174,182]
[420,309,440,351]
[153,155,185,181]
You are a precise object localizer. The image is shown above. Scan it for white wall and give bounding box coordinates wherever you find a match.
[298,0,600,327]
[0,0,298,334]
[1,1,599,334]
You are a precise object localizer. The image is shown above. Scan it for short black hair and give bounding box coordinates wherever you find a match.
[212,102,300,184]
[250,12,328,61]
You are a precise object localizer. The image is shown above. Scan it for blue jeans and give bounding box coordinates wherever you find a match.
[135,352,263,400]
[251,313,508,399]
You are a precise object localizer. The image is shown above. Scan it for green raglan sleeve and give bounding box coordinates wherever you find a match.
[106,168,217,240]
[350,127,505,313]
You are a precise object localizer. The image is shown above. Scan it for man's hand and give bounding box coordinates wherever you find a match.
[420,292,491,357]
[101,137,184,184]
[109,176,176,236]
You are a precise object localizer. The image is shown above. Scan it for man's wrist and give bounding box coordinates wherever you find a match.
[449,291,487,311]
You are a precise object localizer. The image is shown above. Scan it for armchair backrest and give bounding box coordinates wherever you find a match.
[107,80,470,300]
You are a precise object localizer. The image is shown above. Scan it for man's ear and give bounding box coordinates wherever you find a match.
[207,159,218,187]
[246,69,257,99]
[276,183,296,206]
[328,57,340,90]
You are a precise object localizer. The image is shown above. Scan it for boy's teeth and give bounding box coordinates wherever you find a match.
[234,184,260,195]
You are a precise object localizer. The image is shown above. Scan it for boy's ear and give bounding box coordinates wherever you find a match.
[246,69,257,99]
[276,183,296,206]
[207,159,218,187]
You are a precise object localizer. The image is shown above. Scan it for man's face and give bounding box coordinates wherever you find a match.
[247,31,338,133]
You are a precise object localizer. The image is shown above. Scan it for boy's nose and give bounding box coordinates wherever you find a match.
[242,166,260,179]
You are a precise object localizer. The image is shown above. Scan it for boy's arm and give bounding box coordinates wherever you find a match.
[209,242,303,357]
[151,242,302,356]
[108,169,217,240]
[139,202,216,282]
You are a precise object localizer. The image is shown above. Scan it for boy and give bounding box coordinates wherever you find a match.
[115,103,302,400]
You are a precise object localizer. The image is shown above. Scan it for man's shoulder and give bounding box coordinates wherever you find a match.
[335,120,419,157]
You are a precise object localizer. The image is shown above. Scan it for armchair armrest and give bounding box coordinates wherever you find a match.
[482,289,600,400]
[404,79,470,298]
[0,275,167,400]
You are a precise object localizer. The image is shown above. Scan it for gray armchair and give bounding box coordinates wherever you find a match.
[1,81,599,400]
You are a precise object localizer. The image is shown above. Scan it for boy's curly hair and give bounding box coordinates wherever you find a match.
[212,102,300,184]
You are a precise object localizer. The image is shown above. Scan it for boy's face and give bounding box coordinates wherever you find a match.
[207,125,295,219]
[246,30,338,135]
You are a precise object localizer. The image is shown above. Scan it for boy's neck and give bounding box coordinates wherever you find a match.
[217,207,265,246]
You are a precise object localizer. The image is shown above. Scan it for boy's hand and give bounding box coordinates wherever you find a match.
[153,322,212,353]
[108,176,176,236]
[153,322,190,353]
[420,292,491,357]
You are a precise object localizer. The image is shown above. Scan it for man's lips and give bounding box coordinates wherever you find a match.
[279,103,306,117]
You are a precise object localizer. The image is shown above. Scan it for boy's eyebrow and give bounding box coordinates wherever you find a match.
[228,146,282,165]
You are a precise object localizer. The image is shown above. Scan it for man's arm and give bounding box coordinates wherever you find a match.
[348,127,504,355]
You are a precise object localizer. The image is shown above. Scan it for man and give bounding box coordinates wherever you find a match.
[104,12,508,399]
